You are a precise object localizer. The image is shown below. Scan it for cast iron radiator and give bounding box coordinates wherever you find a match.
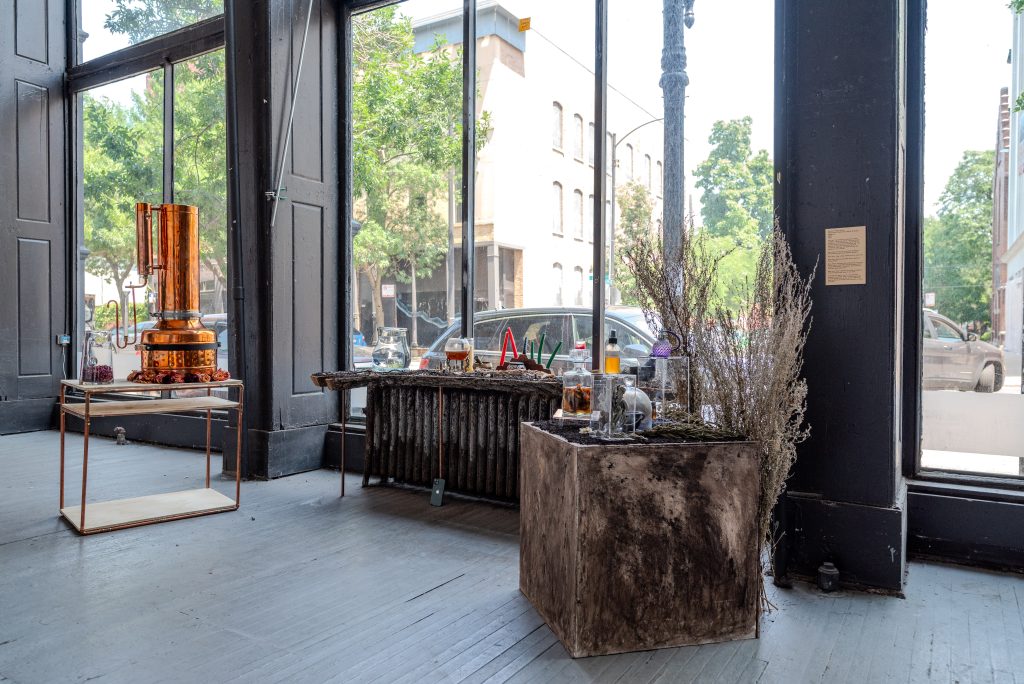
[311,370,561,503]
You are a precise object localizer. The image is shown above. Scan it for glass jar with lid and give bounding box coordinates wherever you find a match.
[561,347,593,418]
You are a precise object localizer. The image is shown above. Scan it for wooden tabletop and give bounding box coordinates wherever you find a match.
[62,378,243,394]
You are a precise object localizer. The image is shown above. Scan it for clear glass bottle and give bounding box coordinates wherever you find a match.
[371,327,411,371]
[80,331,114,384]
[604,329,621,374]
[561,347,593,418]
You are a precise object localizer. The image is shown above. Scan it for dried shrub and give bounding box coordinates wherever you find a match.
[625,218,814,609]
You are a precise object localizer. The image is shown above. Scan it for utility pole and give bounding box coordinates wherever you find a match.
[661,0,694,264]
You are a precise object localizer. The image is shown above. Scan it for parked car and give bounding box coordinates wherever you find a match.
[420,306,657,374]
[922,309,1004,392]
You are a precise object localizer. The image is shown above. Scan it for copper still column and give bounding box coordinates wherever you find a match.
[136,203,218,375]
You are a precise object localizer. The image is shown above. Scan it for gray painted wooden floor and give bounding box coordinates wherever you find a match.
[1,431,1023,684]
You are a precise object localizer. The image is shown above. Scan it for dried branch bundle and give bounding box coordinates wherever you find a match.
[625,218,814,609]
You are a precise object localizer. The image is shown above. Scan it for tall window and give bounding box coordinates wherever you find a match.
[644,154,652,189]
[573,114,584,160]
[552,102,563,149]
[552,263,564,306]
[574,266,585,306]
[606,132,614,174]
[657,160,663,196]
[587,193,594,237]
[573,189,584,239]
[552,182,564,235]
[73,3,228,383]
[587,122,595,165]
[625,144,634,180]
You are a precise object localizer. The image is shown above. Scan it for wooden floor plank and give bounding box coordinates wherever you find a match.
[1,430,1022,684]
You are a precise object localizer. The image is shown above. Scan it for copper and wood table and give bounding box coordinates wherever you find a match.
[59,379,244,534]
[312,370,561,503]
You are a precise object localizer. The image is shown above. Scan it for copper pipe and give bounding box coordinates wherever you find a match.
[136,202,154,279]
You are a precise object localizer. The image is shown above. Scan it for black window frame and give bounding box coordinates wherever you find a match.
[903,0,1024,491]
[66,6,227,405]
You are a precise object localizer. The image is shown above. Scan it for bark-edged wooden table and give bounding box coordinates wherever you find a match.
[311,369,561,502]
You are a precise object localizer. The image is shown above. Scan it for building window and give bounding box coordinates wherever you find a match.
[644,154,652,189]
[657,160,663,196]
[574,266,585,306]
[587,122,595,166]
[573,115,584,161]
[586,193,594,238]
[553,263,564,306]
[552,102,563,150]
[625,144,634,180]
[606,132,614,174]
[573,190,584,239]
[552,182,564,235]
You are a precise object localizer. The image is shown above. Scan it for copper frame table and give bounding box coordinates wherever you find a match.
[59,379,244,535]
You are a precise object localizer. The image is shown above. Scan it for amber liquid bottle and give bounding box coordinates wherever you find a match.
[604,330,621,374]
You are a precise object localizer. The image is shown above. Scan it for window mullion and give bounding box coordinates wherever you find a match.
[163,61,175,205]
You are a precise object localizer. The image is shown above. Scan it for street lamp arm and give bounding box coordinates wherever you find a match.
[615,116,664,150]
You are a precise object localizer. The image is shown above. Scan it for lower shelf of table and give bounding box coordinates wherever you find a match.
[60,488,237,534]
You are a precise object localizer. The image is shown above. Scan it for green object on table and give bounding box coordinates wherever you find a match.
[538,333,546,363]
[546,341,562,368]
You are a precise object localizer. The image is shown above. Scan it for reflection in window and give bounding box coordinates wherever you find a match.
[79,0,224,63]
[574,266,584,306]
[586,194,594,237]
[644,154,652,189]
[657,160,663,195]
[552,182,564,234]
[552,102,563,149]
[625,144,634,179]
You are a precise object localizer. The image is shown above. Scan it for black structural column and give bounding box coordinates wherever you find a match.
[224,0,342,479]
[775,0,908,592]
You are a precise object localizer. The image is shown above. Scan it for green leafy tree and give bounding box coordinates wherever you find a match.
[923,150,995,325]
[82,87,162,319]
[103,0,222,43]
[615,181,655,305]
[352,7,490,344]
[692,117,773,309]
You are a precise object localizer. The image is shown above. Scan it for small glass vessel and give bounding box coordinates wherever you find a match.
[371,327,411,371]
[561,348,593,418]
[444,336,475,372]
[80,331,114,384]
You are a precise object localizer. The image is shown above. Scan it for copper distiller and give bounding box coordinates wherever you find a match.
[134,203,217,375]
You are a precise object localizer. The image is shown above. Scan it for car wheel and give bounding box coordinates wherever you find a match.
[993,363,1004,392]
[974,364,996,393]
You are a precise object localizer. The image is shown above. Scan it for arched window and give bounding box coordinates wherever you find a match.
[586,193,594,237]
[552,182,563,235]
[644,154,652,189]
[552,263,564,306]
[574,266,585,306]
[573,115,584,160]
[657,161,663,195]
[552,102,563,149]
[573,189,584,239]
[587,122,595,165]
[606,132,614,174]
[625,144,634,180]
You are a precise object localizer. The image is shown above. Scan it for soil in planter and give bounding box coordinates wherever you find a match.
[531,419,743,446]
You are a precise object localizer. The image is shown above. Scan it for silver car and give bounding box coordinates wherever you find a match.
[420,306,657,373]
[923,309,1004,392]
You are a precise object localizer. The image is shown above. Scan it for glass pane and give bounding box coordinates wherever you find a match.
[174,50,229,374]
[79,0,224,63]
[920,1,1022,479]
[348,0,464,416]
[81,71,164,382]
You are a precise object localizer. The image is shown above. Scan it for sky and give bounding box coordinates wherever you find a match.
[80,0,1013,218]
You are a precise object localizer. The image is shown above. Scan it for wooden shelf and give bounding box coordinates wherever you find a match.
[61,488,237,534]
[62,396,238,418]
[63,379,242,393]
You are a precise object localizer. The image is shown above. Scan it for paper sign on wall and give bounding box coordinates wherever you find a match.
[825,226,866,286]
[382,283,396,298]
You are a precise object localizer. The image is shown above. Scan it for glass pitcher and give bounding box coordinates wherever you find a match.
[80,331,114,384]
[371,327,411,371]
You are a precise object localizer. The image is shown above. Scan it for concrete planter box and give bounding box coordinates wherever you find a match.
[518,422,761,658]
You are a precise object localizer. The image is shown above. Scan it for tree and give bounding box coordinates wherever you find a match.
[615,181,656,305]
[82,88,162,319]
[923,150,995,325]
[103,0,222,43]
[692,117,773,310]
[351,7,490,345]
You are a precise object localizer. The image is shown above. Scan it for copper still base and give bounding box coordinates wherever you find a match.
[139,318,217,374]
